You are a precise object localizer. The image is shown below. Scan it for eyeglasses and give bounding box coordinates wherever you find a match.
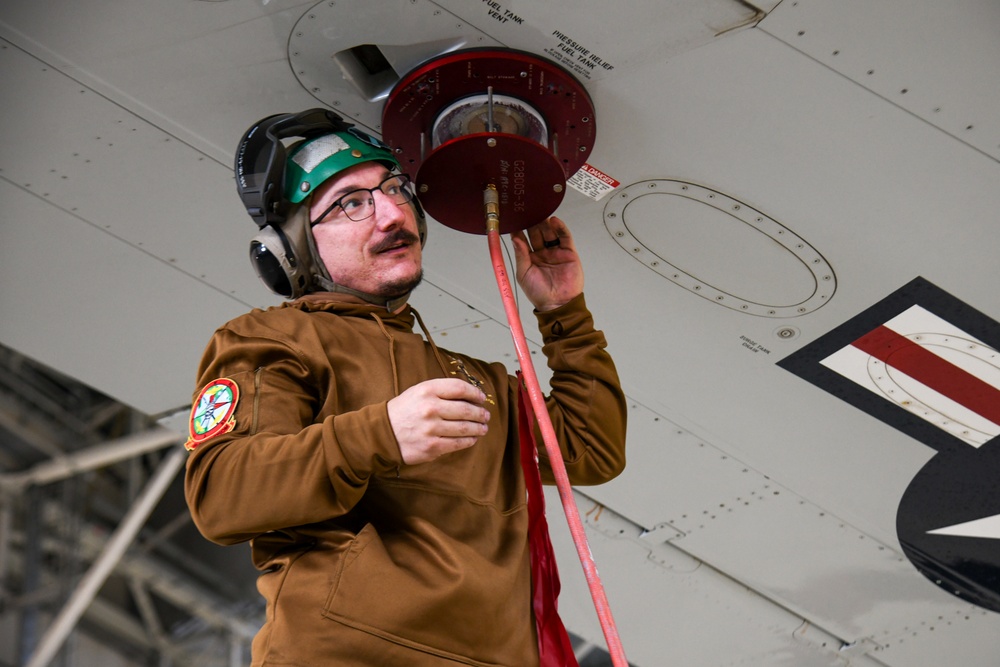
[311,174,415,224]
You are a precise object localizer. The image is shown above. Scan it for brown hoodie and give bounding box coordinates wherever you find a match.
[184,292,626,666]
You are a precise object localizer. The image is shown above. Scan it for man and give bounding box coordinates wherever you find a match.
[184,109,627,666]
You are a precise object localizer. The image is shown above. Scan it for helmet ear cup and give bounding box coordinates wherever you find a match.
[249,225,307,298]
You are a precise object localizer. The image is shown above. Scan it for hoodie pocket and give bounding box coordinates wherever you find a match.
[323,522,377,613]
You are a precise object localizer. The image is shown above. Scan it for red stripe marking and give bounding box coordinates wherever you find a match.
[851,325,1000,426]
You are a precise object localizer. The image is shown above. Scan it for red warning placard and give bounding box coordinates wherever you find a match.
[568,163,620,200]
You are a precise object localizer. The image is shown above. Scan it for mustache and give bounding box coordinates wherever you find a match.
[372,228,421,253]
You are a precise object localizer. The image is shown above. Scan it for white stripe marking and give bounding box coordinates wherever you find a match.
[928,513,1000,539]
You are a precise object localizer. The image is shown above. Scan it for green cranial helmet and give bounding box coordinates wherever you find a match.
[240,109,425,307]
[284,128,399,204]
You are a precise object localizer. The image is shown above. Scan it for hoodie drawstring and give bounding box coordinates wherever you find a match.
[410,307,451,378]
[370,307,452,398]
[369,313,400,397]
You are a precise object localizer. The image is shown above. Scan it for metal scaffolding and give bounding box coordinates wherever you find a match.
[0,345,259,667]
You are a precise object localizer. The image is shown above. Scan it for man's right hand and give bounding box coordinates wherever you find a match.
[386,378,491,465]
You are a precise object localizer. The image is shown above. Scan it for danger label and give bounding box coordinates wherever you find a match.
[567,163,620,201]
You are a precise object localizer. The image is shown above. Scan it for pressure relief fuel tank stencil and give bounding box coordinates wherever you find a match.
[779,277,1000,613]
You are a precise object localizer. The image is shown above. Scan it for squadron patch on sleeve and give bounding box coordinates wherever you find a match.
[185,378,240,451]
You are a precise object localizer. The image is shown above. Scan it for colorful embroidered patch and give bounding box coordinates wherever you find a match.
[185,378,239,451]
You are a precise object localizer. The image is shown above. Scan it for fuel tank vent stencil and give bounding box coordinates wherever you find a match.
[603,180,836,318]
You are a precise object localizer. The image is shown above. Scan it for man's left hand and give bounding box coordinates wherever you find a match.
[511,216,584,312]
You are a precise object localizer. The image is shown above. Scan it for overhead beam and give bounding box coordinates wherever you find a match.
[0,428,182,491]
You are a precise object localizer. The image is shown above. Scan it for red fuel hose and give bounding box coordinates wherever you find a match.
[484,186,628,666]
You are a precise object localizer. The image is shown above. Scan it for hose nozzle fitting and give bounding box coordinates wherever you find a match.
[484,184,500,233]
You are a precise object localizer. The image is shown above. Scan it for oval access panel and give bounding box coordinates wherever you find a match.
[604,180,836,317]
